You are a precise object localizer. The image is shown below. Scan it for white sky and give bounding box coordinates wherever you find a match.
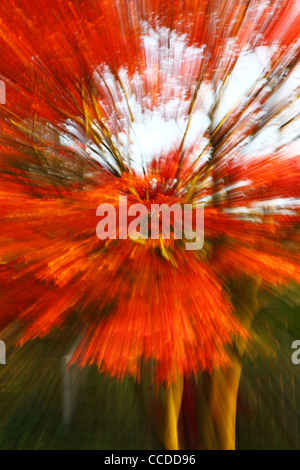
[63,23,300,186]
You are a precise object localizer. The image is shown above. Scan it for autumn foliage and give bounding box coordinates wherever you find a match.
[0,0,299,385]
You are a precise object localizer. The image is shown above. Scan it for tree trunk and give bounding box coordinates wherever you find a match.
[135,371,184,450]
[198,351,243,449]
[197,275,262,450]
[159,376,184,450]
